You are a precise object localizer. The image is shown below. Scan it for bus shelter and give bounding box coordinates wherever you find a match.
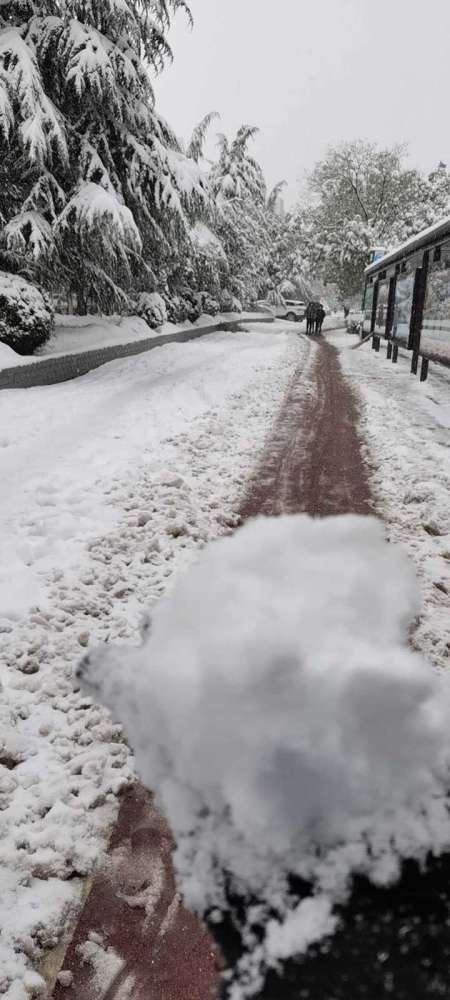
[364,216,450,368]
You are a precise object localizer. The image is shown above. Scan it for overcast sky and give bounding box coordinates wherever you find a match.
[155,0,450,205]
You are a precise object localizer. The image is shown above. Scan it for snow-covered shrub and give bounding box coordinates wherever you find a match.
[220,289,242,313]
[137,292,167,330]
[0,4,206,309]
[162,293,189,325]
[162,290,204,325]
[177,288,202,323]
[197,291,220,316]
[219,289,234,312]
[80,514,450,998]
[0,271,53,354]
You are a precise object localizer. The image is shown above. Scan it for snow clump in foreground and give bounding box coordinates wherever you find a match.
[80,515,450,997]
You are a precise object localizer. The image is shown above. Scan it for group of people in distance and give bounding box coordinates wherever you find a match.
[305,300,326,335]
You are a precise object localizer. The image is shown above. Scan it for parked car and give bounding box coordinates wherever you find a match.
[257,297,306,322]
[285,299,307,321]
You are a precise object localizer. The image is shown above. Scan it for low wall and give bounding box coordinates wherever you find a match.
[0,314,274,391]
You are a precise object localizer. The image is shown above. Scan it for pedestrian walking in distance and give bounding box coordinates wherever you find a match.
[306,301,317,335]
[315,303,326,334]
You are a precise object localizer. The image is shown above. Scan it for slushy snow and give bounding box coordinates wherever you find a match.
[81,514,450,998]
[0,325,305,997]
[334,329,450,672]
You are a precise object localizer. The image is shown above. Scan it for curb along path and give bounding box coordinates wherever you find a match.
[49,332,373,1000]
[0,314,273,390]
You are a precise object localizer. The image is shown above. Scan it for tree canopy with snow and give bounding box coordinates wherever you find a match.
[208,126,273,303]
[3,7,450,324]
[297,142,450,300]
[0,0,208,312]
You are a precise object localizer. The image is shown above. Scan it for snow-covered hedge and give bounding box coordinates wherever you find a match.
[137,292,167,330]
[196,291,220,317]
[0,272,53,354]
[164,292,200,325]
[137,287,236,330]
[162,293,188,325]
[138,289,221,328]
[177,288,202,324]
[220,289,242,313]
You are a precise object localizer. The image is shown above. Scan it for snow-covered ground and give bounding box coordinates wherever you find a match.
[78,332,450,999]
[335,330,450,671]
[2,319,449,998]
[0,324,307,999]
[38,314,168,356]
[0,342,30,369]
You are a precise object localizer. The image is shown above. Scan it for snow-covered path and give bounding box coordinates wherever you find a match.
[0,325,308,999]
[0,327,302,618]
[335,331,450,671]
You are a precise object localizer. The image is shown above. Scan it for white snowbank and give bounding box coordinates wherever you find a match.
[81,514,450,997]
[0,341,29,369]
[38,314,169,356]
[36,311,248,357]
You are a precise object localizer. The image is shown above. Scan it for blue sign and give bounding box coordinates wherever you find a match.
[369,248,387,264]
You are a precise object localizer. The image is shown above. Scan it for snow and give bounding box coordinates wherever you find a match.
[0,27,67,164]
[0,271,52,355]
[365,214,450,276]
[57,183,142,248]
[137,291,167,328]
[335,330,450,671]
[77,935,125,995]
[80,514,450,998]
[190,221,227,258]
[5,211,53,259]
[0,343,29,368]
[32,311,260,359]
[266,896,338,961]
[0,271,51,334]
[0,325,305,997]
[37,314,156,356]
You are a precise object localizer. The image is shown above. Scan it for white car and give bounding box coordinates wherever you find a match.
[257,297,306,322]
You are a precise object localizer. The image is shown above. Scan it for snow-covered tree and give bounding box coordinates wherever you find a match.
[0,0,207,311]
[297,142,430,299]
[391,161,450,244]
[208,126,271,303]
[186,111,220,163]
